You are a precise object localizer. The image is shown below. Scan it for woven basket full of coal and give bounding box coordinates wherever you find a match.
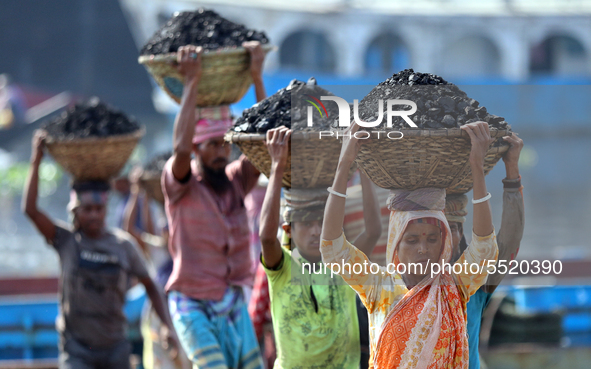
[42,98,144,181]
[227,78,355,188]
[449,141,510,194]
[44,130,144,181]
[225,131,355,189]
[139,9,274,107]
[354,69,511,194]
[139,46,274,107]
[356,129,509,193]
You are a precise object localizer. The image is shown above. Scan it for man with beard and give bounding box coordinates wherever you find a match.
[162,43,266,369]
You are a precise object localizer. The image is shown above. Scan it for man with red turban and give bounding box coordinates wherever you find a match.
[163,42,266,369]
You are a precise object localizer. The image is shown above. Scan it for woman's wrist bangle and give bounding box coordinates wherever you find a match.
[327,187,348,198]
[472,192,491,204]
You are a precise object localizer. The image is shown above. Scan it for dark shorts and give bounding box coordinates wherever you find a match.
[59,336,131,369]
[357,295,370,369]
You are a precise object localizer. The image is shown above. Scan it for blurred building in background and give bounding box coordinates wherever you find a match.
[122,0,591,81]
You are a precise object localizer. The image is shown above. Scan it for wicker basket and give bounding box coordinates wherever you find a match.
[355,129,510,194]
[139,45,275,107]
[43,128,144,181]
[446,144,509,194]
[225,131,356,188]
[141,172,164,205]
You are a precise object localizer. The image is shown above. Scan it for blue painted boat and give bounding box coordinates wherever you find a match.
[0,280,146,366]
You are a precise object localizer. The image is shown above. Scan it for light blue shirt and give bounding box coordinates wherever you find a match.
[467,288,492,369]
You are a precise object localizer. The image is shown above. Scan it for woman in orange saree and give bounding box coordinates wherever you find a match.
[321,122,498,369]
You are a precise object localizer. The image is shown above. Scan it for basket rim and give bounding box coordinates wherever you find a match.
[224,130,349,142]
[138,45,276,64]
[360,128,511,138]
[43,127,146,145]
[225,128,513,142]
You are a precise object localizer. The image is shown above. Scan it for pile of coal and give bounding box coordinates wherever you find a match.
[384,69,450,86]
[357,69,510,131]
[43,97,140,139]
[141,9,269,55]
[144,152,172,174]
[230,77,338,134]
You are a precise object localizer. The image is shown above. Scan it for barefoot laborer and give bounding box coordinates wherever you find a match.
[23,131,179,369]
[258,126,382,368]
[163,42,267,369]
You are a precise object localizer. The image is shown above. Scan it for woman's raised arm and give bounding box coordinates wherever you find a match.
[460,122,494,237]
[321,124,361,241]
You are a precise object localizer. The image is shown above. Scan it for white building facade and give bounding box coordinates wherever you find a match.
[121,0,591,82]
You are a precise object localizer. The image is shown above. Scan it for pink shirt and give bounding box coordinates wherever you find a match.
[162,155,260,301]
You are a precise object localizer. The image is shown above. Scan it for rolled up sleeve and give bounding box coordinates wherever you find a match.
[161,158,191,205]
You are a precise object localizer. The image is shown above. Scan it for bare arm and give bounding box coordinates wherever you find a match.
[320,125,398,306]
[461,122,494,237]
[252,75,266,103]
[502,133,522,181]
[140,276,179,357]
[452,123,499,297]
[321,124,361,242]
[485,134,524,293]
[141,276,173,328]
[142,188,155,236]
[22,130,56,244]
[243,41,266,102]
[259,127,291,269]
[352,171,382,257]
[123,169,148,255]
[171,46,202,181]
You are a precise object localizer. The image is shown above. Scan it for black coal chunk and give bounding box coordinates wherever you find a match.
[357,69,510,130]
[42,97,140,139]
[230,77,338,134]
[141,8,269,55]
